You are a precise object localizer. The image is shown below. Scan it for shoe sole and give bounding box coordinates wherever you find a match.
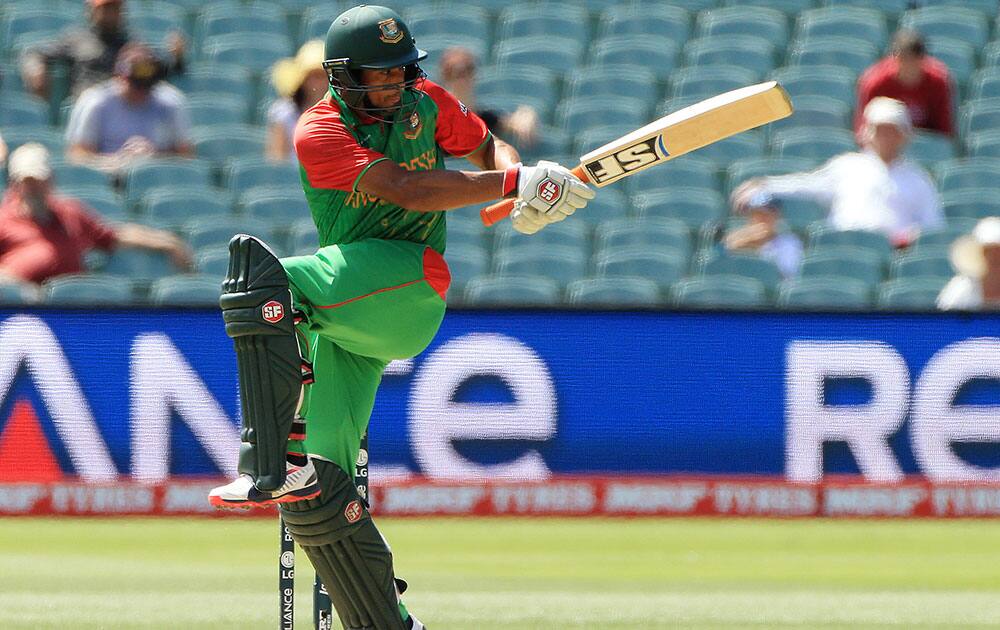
[209,487,321,510]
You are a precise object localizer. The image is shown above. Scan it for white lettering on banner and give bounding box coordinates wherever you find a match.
[163,484,217,513]
[932,487,1000,516]
[604,483,707,513]
[50,484,154,513]
[785,342,910,482]
[0,485,46,513]
[0,315,116,481]
[383,359,414,376]
[380,485,485,513]
[409,333,557,480]
[911,338,1000,482]
[130,333,240,482]
[823,486,926,516]
[491,483,596,513]
[714,483,816,515]
[369,464,414,483]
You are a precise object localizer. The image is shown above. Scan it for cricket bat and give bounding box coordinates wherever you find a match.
[480,80,793,226]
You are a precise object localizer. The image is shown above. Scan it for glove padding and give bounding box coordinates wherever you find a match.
[517,160,595,217]
[511,199,560,235]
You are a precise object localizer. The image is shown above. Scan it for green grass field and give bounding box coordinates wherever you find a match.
[2,517,1000,629]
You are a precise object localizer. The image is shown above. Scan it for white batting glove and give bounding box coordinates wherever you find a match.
[510,199,556,235]
[517,160,595,218]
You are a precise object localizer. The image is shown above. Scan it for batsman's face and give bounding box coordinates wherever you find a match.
[361,67,405,109]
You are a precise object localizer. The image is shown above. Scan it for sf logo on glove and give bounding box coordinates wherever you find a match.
[537,178,562,204]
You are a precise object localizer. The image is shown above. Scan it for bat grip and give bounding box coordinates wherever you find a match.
[479,198,515,227]
[479,165,590,227]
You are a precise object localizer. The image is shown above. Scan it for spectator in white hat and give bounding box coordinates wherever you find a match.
[732,97,944,247]
[0,142,192,286]
[937,217,1000,310]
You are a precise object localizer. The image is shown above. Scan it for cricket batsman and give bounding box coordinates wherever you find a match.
[208,5,593,629]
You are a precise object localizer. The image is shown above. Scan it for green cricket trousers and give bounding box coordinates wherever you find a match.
[280,238,450,475]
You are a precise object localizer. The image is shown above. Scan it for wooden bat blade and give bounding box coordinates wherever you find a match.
[479,81,793,226]
[579,81,792,187]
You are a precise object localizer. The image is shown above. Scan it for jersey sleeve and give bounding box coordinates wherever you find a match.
[294,106,388,192]
[421,80,491,158]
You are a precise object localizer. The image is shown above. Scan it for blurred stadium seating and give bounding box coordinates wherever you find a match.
[672,275,768,307]
[2,0,998,310]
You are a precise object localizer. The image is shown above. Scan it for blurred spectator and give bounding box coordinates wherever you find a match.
[20,0,186,100]
[733,97,943,248]
[266,40,327,162]
[937,217,1000,310]
[855,29,954,137]
[724,191,803,278]
[438,46,538,150]
[0,132,7,170]
[0,143,191,286]
[65,43,193,173]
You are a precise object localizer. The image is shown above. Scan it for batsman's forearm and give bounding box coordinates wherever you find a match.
[391,168,508,212]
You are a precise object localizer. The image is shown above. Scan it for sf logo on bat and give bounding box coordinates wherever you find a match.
[583,137,669,185]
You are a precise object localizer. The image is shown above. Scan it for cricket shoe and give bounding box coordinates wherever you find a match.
[209,460,320,508]
[406,615,426,630]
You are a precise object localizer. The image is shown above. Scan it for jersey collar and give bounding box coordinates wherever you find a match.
[329,87,365,127]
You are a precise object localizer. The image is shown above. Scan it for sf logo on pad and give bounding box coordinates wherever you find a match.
[344,500,363,524]
[262,300,285,323]
[537,178,562,204]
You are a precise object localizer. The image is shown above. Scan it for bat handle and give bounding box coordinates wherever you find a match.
[479,198,514,226]
[479,165,590,227]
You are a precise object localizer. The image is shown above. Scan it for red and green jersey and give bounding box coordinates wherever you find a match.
[293,79,490,254]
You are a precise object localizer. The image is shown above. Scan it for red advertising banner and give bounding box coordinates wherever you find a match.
[3,477,1000,518]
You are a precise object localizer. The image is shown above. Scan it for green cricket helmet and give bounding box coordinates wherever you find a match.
[322,5,427,122]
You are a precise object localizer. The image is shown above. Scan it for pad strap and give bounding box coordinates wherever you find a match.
[289,418,307,442]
